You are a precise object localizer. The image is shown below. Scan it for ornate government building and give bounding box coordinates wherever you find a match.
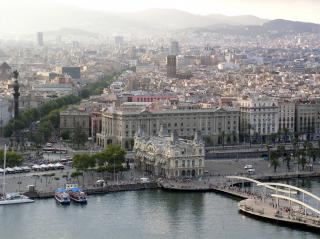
[134,127,205,178]
[97,102,239,150]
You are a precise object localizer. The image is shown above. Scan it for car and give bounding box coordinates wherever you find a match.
[46,143,53,147]
[247,168,255,175]
[244,165,253,170]
[140,177,150,183]
[95,179,105,187]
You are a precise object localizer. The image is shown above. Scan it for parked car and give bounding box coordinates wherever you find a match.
[244,165,253,170]
[247,168,255,175]
[140,177,150,183]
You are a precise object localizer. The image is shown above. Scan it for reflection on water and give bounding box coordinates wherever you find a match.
[0,180,319,239]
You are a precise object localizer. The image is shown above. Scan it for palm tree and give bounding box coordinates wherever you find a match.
[298,150,307,171]
[270,151,280,173]
[265,141,272,161]
[283,153,291,172]
[232,131,238,145]
[247,123,252,147]
[283,128,289,142]
[219,131,225,148]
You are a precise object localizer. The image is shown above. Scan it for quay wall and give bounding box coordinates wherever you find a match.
[25,182,158,199]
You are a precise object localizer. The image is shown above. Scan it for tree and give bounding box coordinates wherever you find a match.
[104,144,126,165]
[33,132,45,146]
[72,153,96,186]
[219,131,225,148]
[38,120,54,142]
[72,126,87,148]
[283,153,291,172]
[277,145,286,159]
[92,144,126,167]
[303,140,313,162]
[73,154,96,171]
[270,151,280,173]
[80,89,90,99]
[247,123,252,147]
[61,130,71,140]
[283,128,289,142]
[0,150,23,167]
[298,150,307,171]
[265,142,272,161]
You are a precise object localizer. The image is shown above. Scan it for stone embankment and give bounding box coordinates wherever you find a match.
[25,182,158,199]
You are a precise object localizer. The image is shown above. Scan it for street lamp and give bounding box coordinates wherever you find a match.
[113,156,115,183]
[59,137,62,162]
[88,137,93,155]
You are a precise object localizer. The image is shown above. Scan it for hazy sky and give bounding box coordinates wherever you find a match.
[2,0,320,23]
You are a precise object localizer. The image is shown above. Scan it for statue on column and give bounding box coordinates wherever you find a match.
[12,70,20,120]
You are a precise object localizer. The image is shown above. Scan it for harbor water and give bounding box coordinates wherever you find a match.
[1,178,320,239]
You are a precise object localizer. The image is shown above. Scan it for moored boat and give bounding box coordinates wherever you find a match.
[0,145,34,205]
[0,193,34,205]
[54,188,70,205]
[66,184,87,204]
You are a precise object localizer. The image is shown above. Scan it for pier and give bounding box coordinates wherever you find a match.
[160,176,320,231]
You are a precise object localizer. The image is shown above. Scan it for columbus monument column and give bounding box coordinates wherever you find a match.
[12,70,20,119]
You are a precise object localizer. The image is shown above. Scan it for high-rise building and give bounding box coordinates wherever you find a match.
[57,66,81,79]
[166,55,176,77]
[114,36,124,46]
[170,41,179,55]
[37,32,44,46]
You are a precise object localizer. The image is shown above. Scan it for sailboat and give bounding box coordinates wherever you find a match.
[0,145,34,205]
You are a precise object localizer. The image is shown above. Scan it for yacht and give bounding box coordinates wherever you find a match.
[0,145,34,205]
[0,193,34,205]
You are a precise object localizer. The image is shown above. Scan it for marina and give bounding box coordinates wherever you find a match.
[0,178,320,239]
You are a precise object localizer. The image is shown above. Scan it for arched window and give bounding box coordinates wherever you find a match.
[175,160,179,168]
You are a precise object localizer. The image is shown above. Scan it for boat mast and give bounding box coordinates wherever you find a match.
[2,144,6,198]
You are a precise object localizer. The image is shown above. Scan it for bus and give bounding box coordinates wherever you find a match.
[42,148,68,154]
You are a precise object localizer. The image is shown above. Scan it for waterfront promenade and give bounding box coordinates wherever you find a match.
[159,176,320,231]
[238,198,320,230]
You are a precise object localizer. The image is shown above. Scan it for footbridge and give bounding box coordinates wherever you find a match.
[213,176,320,229]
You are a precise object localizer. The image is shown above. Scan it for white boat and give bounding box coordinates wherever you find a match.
[0,193,34,205]
[0,145,34,205]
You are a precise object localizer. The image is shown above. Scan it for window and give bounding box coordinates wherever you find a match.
[199,159,202,166]
[192,160,195,167]
[175,160,178,167]
[182,160,185,167]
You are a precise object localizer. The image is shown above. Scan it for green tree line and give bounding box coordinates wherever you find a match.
[3,73,118,141]
[0,150,23,167]
[269,139,320,173]
[4,95,81,138]
[72,145,126,173]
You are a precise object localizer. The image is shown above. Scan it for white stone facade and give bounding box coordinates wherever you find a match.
[134,130,205,178]
[239,96,279,136]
